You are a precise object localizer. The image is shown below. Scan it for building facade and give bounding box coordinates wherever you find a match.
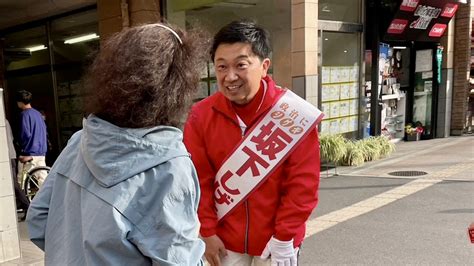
[0,0,471,262]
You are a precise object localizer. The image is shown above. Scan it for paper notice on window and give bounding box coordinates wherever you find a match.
[422,71,433,79]
[415,49,432,73]
[322,67,331,84]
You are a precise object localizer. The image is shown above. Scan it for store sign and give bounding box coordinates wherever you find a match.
[429,23,447,37]
[441,3,458,17]
[388,19,408,34]
[385,0,463,42]
[400,0,420,12]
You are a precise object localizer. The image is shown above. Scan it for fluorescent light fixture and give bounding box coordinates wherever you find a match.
[213,2,256,8]
[393,46,407,49]
[27,45,47,52]
[322,5,331,12]
[64,33,99,44]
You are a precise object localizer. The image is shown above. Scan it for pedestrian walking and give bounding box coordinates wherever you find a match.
[15,90,48,186]
[184,20,323,266]
[26,23,208,265]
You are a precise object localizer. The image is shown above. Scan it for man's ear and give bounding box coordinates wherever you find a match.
[261,58,271,77]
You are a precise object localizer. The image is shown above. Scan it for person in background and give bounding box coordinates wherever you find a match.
[38,109,55,166]
[26,23,208,265]
[15,90,48,186]
[184,20,322,266]
[5,119,30,221]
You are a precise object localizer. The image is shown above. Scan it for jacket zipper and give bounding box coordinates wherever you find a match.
[245,200,249,253]
[238,120,249,254]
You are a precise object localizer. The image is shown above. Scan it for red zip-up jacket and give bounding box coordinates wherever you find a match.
[183,76,320,256]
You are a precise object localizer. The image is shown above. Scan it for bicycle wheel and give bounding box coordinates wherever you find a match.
[23,166,51,200]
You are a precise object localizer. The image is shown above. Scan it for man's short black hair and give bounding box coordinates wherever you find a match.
[211,20,271,61]
[16,90,33,104]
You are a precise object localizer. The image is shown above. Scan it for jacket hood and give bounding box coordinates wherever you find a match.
[80,115,188,188]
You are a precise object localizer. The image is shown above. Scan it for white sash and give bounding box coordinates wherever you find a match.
[214,89,324,220]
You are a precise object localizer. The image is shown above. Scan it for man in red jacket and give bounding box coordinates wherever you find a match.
[184,20,321,266]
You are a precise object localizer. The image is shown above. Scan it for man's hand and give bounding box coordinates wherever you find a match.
[260,236,297,266]
[19,155,33,163]
[202,235,227,266]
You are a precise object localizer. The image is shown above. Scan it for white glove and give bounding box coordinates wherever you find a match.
[260,236,297,266]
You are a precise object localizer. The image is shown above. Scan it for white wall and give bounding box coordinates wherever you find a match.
[0,88,21,263]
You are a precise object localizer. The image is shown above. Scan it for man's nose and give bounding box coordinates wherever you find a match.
[225,69,238,82]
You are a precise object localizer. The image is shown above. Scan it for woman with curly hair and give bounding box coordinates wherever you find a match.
[26,23,209,265]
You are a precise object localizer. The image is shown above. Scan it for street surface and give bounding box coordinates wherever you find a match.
[301,136,474,265]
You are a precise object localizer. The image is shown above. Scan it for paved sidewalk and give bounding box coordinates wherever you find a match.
[2,135,472,265]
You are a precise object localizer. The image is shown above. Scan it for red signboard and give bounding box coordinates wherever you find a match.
[429,23,447,37]
[441,3,458,18]
[388,19,409,34]
[385,0,463,42]
[400,0,420,12]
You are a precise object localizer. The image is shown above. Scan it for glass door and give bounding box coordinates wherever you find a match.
[412,48,435,139]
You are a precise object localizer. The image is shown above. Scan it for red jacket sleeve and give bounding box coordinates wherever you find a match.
[183,108,218,237]
[274,128,320,241]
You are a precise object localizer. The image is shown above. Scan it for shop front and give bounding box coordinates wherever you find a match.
[1,6,99,160]
[366,0,462,141]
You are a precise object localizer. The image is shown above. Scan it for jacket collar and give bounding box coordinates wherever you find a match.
[212,76,281,125]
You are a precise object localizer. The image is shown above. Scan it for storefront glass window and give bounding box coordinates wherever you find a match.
[320,32,361,138]
[3,26,56,155]
[2,8,98,163]
[165,0,291,99]
[318,0,361,23]
[51,9,99,147]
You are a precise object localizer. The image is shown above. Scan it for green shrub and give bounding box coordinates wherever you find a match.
[319,134,396,167]
[319,134,347,164]
[339,140,365,166]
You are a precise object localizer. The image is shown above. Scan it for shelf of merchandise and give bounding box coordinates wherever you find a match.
[381,93,405,101]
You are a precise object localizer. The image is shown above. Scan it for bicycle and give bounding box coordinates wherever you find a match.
[19,158,51,201]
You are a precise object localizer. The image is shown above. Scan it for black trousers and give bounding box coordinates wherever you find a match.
[11,159,30,210]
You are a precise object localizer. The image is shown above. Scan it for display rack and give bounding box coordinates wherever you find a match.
[379,45,406,140]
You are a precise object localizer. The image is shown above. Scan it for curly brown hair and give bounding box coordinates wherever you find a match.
[83,23,209,128]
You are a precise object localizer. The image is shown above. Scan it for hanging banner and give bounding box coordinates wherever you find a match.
[385,0,464,42]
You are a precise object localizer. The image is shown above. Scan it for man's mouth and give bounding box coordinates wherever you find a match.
[226,84,242,91]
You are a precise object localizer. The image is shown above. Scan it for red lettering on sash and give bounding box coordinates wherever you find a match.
[236,146,270,177]
[250,121,293,160]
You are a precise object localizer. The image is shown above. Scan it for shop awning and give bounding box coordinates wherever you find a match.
[384,0,465,42]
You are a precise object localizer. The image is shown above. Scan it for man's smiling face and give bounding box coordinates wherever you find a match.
[214,42,270,105]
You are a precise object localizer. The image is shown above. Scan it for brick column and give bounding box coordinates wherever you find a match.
[97,0,161,41]
[450,3,472,135]
[291,0,318,106]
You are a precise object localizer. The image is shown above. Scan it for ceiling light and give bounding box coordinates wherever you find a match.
[344,50,348,53]
[27,45,47,52]
[322,5,331,12]
[393,46,407,49]
[64,33,99,44]
[324,38,329,41]
[213,2,256,8]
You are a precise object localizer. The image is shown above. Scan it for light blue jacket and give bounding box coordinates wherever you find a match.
[26,116,205,265]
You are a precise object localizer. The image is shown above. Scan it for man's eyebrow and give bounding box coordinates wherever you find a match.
[215,54,251,62]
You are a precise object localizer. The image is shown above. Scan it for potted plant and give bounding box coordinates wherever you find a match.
[405,122,423,141]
